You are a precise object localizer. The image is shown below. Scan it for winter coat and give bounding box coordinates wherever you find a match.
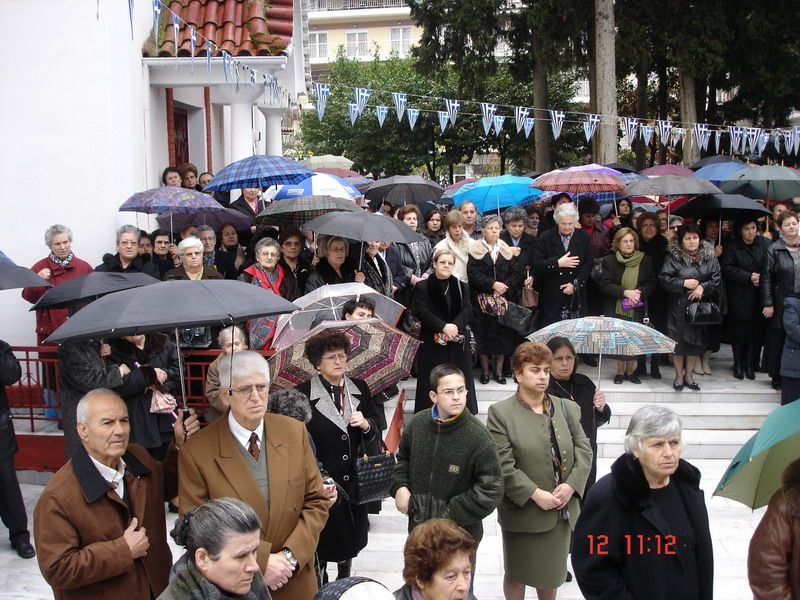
[762,238,797,330]
[721,236,770,321]
[239,264,298,301]
[304,258,356,294]
[639,234,670,331]
[21,255,94,344]
[780,297,800,378]
[500,230,537,269]
[582,224,612,260]
[295,376,379,562]
[572,453,714,600]
[95,253,161,278]
[433,234,473,282]
[34,443,177,600]
[597,253,657,322]
[358,251,393,297]
[210,249,238,279]
[396,239,433,279]
[658,241,721,348]
[0,340,21,460]
[279,256,311,295]
[394,585,477,600]
[747,458,800,600]
[163,265,224,281]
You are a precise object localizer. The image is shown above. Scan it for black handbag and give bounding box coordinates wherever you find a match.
[685,301,723,325]
[351,438,396,505]
[498,300,536,335]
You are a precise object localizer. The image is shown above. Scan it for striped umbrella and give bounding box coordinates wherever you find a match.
[255,195,361,228]
[532,171,626,193]
[203,155,313,191]
[269,318,420,395]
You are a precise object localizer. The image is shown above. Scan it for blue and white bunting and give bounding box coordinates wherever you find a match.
[671,127,684,148]
[524,117,535,139]
[514,107,530,133]
[794,126,800,155]
[583,114,601,142]
[549,110,565,140]
[250,68,256,91]
[221,51,231,83]
[714,129,721,153]
[152,0,161,41]
[128,0,135,39]
[392,93,407,122]
[190,27,197,71]
[729,126,743,154]
[407,108,420,130]
[757,132,769,156]
[622,117,639,144]
[315,83,331,121]
[438,111,450,133]
[493,115,506,136]
[693,123,711,152]
[745,127,762,154]
[641,125,654,147]
[480,103,496,136]
[348,103,359,126]
[787,128,799,156]
[354,87,371,116]
[172,13,180,57]
[234,59,240,90]
[446,99,460,126]
[376,105,388,128]
[656,120,672,145]
[206,40,213,73]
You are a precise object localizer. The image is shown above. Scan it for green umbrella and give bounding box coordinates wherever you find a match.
[718,165,800,202]
[713,401,800,509]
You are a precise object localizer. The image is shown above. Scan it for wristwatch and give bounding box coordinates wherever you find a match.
[282,548,298,568]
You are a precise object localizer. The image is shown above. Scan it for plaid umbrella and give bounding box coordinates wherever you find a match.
[255,195,362,228]
[532,171,626,193]
[119,187,222,214]
[365,175,445,207]
[640,164,694,177]
[269,318,420,395]
[203,155,313,192]
[0,250,51,290]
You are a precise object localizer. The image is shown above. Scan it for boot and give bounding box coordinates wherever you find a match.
[732,345,744,380]
[650,355,662,379]
[633,356,647,377]
[336,560,352,580]
[744,345,755,380]
[701,351,712,375]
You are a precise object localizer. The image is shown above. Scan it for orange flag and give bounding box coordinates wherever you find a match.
[385,388,406,453]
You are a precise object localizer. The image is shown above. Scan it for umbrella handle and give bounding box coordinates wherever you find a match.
[174,327,188,411]
[596,352,602,391]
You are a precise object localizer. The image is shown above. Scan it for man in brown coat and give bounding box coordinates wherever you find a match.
[33,389,199,600]
[179,351,329,600]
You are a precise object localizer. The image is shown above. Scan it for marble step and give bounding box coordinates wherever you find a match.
[596,427,755,459]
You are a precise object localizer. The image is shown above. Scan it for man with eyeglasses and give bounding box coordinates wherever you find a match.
[391,364,503,547]
[178,351,329,600]
[95,225,160,277]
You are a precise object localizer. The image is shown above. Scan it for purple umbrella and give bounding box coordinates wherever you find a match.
[120,187,226,233]
[156,206,252,233]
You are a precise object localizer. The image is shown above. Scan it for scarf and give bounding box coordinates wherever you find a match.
[203,251,215,268]
[49,252,74,269]
[244,263,284,296]
[166,553,270,600]
[615,250,644,318]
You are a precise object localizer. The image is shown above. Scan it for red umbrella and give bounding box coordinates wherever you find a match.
[445,177,479,190]
[640,164,693,177]
[531,171,626,193]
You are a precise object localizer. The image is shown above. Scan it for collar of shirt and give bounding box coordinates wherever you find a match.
[228,410,264,451]
[89,455,126,498]
[560,232,573,247]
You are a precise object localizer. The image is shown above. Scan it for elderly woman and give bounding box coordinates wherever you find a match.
[96,224,161,276]
[357,241,393,297]
[573,405,714,600]
[395,205,434,305]
[205,326,249,422]
[412,248,476,414]
[634,212,669,379]
[659,223,722,391]
[294,330,379,582]
[305,236,358,293]
[162,166,182,187]
[394,519,477,600]
[433,210,472,282]
[501,206,536,266]
[159,498,269,600]
[597,227,657,384]
[533,202,593,328]
[421,207,445,246]
[278,227,312,294]
[486,342,591,600]
[468,214,522,385]
[164,237,224,281]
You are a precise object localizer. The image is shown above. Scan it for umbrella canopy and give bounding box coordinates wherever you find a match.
[156,206,252,233]
[603,162,637,173]
[343,175,375,193]
[672,193,771,221]
[46,279,298,343]
[255,195,361,228]
[314,167,361,178]
[203,155,313,192]
[532,171,626,193]
[269,318,420,395]
[119,187,222,215]
[620,175,721,199]
[452,175,542,213]
[303,154,354,170]
[0,251,51,290]
[640,164,694,177]
[445,178,479,191]
[564,163,622,176]
[31,272,160,311]
[690,155,742,170]
[719,165,800,202]
[522,171,542,179]
[714,401,800,509]
[274,173,361,201]
[272,282,406,348]
[364,175,444,207]
[303,211,423,243]
[691,162,749,186]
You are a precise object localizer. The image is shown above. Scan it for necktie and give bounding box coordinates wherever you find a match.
[248,432,260,460]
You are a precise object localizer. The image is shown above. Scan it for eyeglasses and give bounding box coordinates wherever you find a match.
[231,384,268,396]
[321,353,347,363]
[199,236,216,242]
[437,386,468,399]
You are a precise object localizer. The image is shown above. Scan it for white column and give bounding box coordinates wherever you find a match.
[259,107,284,156]
[216,84,264,163]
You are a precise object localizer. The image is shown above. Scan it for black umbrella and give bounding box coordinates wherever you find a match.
[364,175,444,207]
[672,194,771,221]
[603,162,637,173]
[30,272,160,311]
[303,211,424,244]
[522,171,542,179]
[690,155,742,170]
[0,251,51,290]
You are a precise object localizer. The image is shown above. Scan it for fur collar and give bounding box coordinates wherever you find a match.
[437,234,472,263]
[666,239,716,264]
[468,238,517,261]
[611,453,701,510]
[782,457,800,516]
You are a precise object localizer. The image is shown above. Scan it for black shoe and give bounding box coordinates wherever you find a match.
[673,380,684,391]
[625,374,642,384]
[494,375,507,385]
[650,364,662,379]
[582,355,598,367]
[11,538,35,559]
[566,570,573,582]
[613,374,624,384]
[772,377,781,390]
[733,362,744,380]
[745,364,755,380]
[480,373,490,385]
[632,365,647,377]
[684,380,701,391]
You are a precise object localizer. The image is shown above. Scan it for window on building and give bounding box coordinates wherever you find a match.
[390,27,412,57]
[346,31,369,58]
[309,32,328,59]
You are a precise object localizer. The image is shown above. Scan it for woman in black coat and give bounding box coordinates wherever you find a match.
[304,236,357,294]
[635,212,669,378]
[572,405,714,600]
[721,216,771,380]
[411,248,476,414]
[294,330,380,582]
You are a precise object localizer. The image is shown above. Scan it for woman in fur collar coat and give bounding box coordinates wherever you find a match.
[433,210,473,282]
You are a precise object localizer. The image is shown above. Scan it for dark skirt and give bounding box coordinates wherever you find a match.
[726,317,765,346]
[473,311,517,355]
[781,376,800,406]
[674,340,704,356]
[765,328,786,379]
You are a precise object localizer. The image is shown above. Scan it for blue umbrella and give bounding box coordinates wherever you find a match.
[691,162,749,185]
[203,155,313,192]
[273,173,361,200]
[453,175,542,214]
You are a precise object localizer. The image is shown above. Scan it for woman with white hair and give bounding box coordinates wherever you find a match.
[164,237,224,281]
[572,405,714,600]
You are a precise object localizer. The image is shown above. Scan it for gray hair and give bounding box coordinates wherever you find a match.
[170,497,261,562]
[553,202,579,223]
[116,224,141,245]
[76,388,125,424]
[624,405,683,453]
[196,225,216,238]
[268,388,312,424]
[44,224,73,248]
[254,237,281,257]
[503,206,528,226]
[318,235,349,258]
[218,351,270,391]
[178,236,203,256]
[482,214,503,229]
[217,325,248,348]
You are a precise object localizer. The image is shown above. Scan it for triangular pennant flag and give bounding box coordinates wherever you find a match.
[348,103,359,126]
[376,105,388,128]
[693,123,711,152]
[234,59,240,90]
[671,127,684,148]
[641,125,654,147]
[481,103,496,136]
[714,129,721,153]
[446,99,460,126]
[745,127,762,153]
[249,68,257,91]
[514,106,530,133]
[524,117,535,139]
[729,126,743,154]
[786,128,797,156]
[622,117,639,143]
[407,108,420,130]
[549,110,565,140]
[172,13,180,57]
[128,0,135,40]
[206,40,213,73]
[314,83,331,121]
[221,51,230,83]
[493,115,506,136]
[757,132,769,156]
[354,87,371,116]
[152,0,161,41]
[583,114,601,143]
[438,111,449,133]
[656,120,672,145]
[190,27,197,72]
[392,93,407,122]
[793,126,800,156]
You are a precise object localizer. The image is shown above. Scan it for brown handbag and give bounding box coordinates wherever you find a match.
[520,267,539,308]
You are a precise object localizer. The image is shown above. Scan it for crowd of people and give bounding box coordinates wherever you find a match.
[0,174,798,600]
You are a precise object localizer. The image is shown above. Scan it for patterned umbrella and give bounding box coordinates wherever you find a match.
[255,195,362,228]
[640,164,694,177]
[274,173,361,200]
[203,155,313,192]
[531,171,626,193]
[119,187,222,214]
[269,318,420,395]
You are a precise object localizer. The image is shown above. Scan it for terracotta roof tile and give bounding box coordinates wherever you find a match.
[144,0,293,58]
